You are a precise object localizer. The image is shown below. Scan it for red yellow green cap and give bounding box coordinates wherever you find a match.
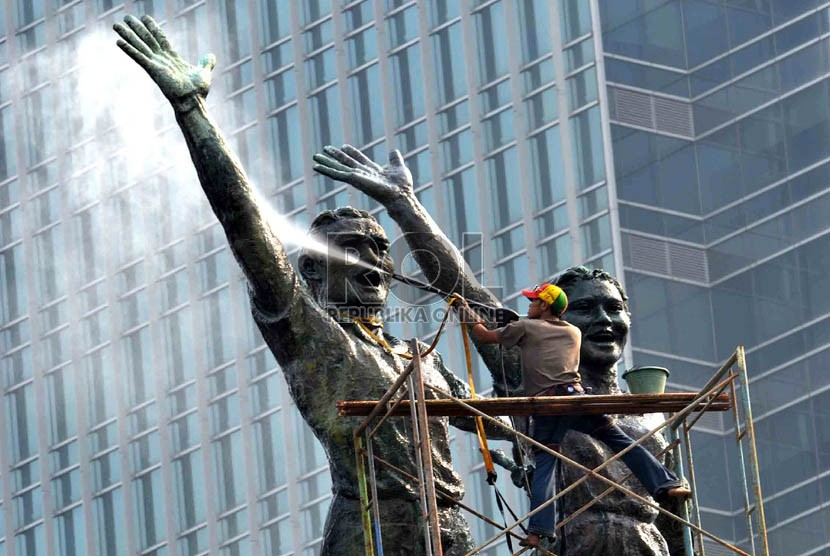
[521,283,568,315]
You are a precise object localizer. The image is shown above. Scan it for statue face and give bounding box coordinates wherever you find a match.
[316,217,394,309]
[561,279,630,369]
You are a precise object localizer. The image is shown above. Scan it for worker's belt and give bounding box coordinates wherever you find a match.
[537,382,584,397]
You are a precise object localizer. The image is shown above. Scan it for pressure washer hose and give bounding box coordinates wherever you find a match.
[389,272,520,328]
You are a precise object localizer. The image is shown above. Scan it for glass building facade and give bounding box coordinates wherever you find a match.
[600,1,830,554]
[0,1,615,555]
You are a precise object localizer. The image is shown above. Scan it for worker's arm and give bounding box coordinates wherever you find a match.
[467,322,501,345]
[456,301,515,346]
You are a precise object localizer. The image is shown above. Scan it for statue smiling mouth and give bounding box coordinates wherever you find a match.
[587,330,617,343]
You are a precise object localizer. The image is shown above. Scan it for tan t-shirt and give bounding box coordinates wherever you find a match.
[495,317,581,396]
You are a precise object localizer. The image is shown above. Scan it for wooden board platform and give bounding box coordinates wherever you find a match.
[337,392,731,417]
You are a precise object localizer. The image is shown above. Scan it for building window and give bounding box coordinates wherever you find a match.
[55,505,86,556]
[486,147,521,230]
[570,106,605,190]
[123,326,153,408]
[213,430,246,514]
[305,47,336,90]
[33,225,66,304]
[530,126,566,211]
[482,108,515,152]
[201,287,234,370]
[6,383,38,463]
[391,43,425,127]
[268,105,303,183]
[93,487,127,556]
[310,85,343,154]
[432,22,466,106]
[133,468,166,550]
[516,0,553,64]
[259,0,291,45]
[47,366,77,446]
[349,63,383,146]
[344,1,373,33]
[440,128,472,172]
[173,449,207,533]
[0,243,27,324]
[218,0,251,63]
[474,1,508,86]
[537,234,572,277]
[441,168,479,245]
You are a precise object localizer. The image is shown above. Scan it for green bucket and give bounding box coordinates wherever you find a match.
[622,366,670,394]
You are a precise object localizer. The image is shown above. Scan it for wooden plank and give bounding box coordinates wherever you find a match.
[337,393,731,417]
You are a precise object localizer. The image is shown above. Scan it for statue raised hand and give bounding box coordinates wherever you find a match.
[114,15,215,111]
[314,145,415,207]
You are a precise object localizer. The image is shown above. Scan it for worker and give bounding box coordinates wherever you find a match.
[457,283,691,548]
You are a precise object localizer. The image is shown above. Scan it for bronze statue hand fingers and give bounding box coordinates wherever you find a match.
[389,149,405,168]
[114,36,154,73]
[113,21,154,59]
[312,162,351,182]
[342,144,384,173]
[142,15,173,52]
[313,160,375,186]
[125,14,162,53]
[323,145,359,168]
[312,153,354,175]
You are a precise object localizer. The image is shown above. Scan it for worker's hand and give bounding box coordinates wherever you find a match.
[313,145,414,207]
[453,298,483,325]
[114,15,215,111]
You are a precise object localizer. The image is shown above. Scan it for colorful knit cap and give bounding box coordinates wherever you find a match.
[521,283,568,315]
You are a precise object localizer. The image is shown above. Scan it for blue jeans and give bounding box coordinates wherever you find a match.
[527,401,681,537]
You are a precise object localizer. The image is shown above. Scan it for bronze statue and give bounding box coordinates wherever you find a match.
[315,146,684,555]
[112,15,510,555]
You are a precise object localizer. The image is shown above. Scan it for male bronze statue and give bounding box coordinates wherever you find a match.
[112,15,511,555]
[315,146,685,555]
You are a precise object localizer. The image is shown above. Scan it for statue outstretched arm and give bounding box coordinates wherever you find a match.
[114,16,296,312]
[314,145,522,394]
[314,145,492,304]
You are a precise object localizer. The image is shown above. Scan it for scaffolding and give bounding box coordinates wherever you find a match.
[340,344,768,556]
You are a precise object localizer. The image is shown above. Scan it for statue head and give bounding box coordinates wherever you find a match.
[298,207,395,312]
[552,266,631,373]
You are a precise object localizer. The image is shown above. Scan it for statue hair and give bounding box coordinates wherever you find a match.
[300,206,382,260]
[308,206,374,236]
[551,266,629,312]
